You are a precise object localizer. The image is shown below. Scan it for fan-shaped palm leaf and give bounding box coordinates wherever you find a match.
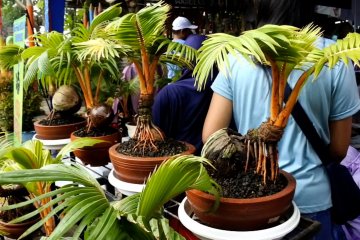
[0,164,116,239]
[0,44,24,69]
[194,24,322,90]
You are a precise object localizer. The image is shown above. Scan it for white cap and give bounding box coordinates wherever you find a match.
[172,16,198,31]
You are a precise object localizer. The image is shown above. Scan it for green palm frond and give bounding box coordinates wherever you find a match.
[4,140,54,170]
[105,13,140,50]
[74,38,124,62]
[136,1,170,46]
[157,39,198,69]
[72,23,91,44]
[105,1,170,51]
[34,31,66,50]
[303,32,360,78]
[194,24,322,90]
[0,134,14,171]
[89,4,122,33]
[135,155,220,221]
[0,164,115,239]
[0,44,24,69]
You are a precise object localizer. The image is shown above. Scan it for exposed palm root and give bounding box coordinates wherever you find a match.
[132,94,164,154]
[202,122,283,184]
[133,114,164,154]
[46,110,56,124]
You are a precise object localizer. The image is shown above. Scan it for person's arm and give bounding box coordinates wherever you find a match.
[328,117,352,163]
[202,93,233,142]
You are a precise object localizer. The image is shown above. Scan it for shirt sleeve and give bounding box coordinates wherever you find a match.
[330,62,360,120]
[211,70,233,101]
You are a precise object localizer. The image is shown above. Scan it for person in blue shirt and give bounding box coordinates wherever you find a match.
[153,34,214,155]
[202,0,360,239]
[167,16,198,80]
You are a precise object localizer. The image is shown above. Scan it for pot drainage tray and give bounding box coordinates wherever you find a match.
[178,197,300,240]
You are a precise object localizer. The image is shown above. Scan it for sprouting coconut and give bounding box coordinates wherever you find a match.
[48,85,82,120]
[87,103,114,132]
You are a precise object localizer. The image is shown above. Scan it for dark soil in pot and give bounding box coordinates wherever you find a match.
[39,115,85,126]
[73,126,118,137]
[117,138,186,157]
[0,185,38,223]
[206,151,287,198]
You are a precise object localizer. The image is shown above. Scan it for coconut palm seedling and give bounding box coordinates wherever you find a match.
[0,5,125,133]
[195,24,360,184]
[93,1,198,152]
[47,85,82,121]
[0,134,104,237]
[0,152,219,239]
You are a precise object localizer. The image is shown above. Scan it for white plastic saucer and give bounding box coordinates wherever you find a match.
[108,169,145,196]
[178,197,300,240]
[32,134,71,150]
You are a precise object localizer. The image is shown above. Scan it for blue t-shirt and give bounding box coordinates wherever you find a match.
[211,37,360,213]
[167,39,186,79]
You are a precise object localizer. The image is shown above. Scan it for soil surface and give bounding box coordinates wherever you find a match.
[117,138,186,157]
[73,126,118,137]
[39,115,85,126]
[207,152,287,199]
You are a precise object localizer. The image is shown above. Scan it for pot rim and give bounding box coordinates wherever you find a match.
[109,142,196,161]
[34,118,86,128]
[70,130,119,140]
[187,170,296,204]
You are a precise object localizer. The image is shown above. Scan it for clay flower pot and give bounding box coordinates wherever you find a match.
[34,119,86,140]
[70,131,120,166]
[109,142,196,184]
[0,218,39,239]
[186,170,296,231]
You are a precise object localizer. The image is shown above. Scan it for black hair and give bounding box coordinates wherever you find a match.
[256,0,316,28]
[172,29,193,35]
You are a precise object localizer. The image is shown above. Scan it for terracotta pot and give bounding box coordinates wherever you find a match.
[109,142,196,184]
[34,119,86,140]
[186,170,296,231]
[70,131,120,166]
[0,218,39,239]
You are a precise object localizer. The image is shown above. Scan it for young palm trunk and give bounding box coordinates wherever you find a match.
[133,94,164,153]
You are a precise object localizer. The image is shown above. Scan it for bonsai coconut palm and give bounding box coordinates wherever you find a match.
[195,24,360,183]
[181,24,360,230]
[101,1,198,152]
[0,5,126,139]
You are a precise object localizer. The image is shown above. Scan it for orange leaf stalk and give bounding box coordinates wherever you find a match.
[148,56,160,93]
[269,59,280,123]
[275,67,314,128]
[73,66,92,109]
[278,63,287,108]
[133,61,147,95]
[94,70,104,104]
[84,66,94,107]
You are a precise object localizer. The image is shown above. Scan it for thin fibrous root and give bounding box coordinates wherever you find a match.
[245,140,250,172]
[269,145,275,181]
